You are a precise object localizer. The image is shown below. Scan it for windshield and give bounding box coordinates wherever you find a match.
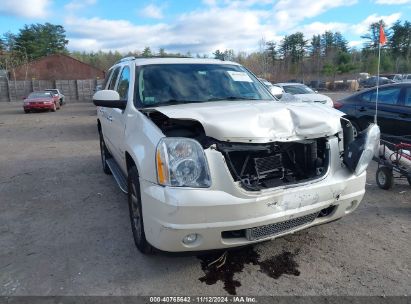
[45,89,58,94]
[136,64,274,107]
[283,85,314,95]
[28,92,52,99]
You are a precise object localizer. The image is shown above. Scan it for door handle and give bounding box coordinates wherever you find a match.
[358,107,367,112]
[399,113,410,118]
[108,116,113,122]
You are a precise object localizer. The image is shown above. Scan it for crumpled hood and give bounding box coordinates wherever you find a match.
[153,100,343,143]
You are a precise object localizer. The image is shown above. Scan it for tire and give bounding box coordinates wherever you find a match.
[99,133,112,175]
[407,175,411,186]
[24,110,29,113]
[376,166,394,190]
[128,166,153,254]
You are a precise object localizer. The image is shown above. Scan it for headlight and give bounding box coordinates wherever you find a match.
[156,138,211,187]
[344,124,380,176]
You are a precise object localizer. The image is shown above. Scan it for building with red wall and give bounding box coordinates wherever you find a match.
[11,54,105,80]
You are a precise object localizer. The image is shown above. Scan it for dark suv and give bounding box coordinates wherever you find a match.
[335,83,411,137]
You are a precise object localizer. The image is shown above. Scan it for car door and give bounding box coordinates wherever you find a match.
[355,86,402,135]
[100,66,121,153]
[109,65,131,166]
[397,86,411,136]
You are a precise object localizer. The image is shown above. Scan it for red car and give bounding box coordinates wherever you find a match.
[23,91,61,113]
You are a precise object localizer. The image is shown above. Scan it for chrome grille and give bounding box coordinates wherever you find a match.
[246,212,319,241]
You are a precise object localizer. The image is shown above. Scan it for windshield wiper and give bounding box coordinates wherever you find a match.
[157,99,204,106]
[207,96,258,101]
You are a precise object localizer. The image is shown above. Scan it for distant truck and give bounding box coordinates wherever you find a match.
[45,89,65,106]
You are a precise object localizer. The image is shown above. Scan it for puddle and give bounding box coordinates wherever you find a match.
[198,247,300,295]
[259,251,300,279]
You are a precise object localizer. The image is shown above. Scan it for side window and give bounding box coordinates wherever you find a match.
[108,67,121,90]
[358,91,374,103]
[116,66,131,100]
[405,88,411,107]
[369,87,401,105]
[103,68,113,89]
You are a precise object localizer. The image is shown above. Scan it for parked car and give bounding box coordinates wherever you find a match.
[403,74,411,83]
[334,83,411,137]
[362,76,395,88]
[23,91,61,113]
[93,57,379,254]
[45,89,65,106]
[258,78,284,99]
[274,82,333,107]
[380,74,403,82]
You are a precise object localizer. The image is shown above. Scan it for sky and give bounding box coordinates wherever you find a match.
[0,0,410,55]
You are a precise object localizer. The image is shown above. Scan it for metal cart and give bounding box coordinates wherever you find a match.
[374,135,411,190]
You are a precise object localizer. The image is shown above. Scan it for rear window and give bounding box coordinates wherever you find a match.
[283,85,314,95]
[360,87,401,105]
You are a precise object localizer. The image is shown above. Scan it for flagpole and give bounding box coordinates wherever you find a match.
[375,41,380,125]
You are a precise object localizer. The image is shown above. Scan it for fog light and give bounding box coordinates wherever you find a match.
[182,233,198,244]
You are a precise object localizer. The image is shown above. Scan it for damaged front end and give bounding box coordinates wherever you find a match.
[215,139,329,191]
[144,106,379,192]
[144,109,338,191]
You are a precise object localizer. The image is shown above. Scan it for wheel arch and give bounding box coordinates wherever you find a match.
[125,152,136,171]
[97,119,102,133]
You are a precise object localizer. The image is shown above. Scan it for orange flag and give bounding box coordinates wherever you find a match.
[379,24,387,45]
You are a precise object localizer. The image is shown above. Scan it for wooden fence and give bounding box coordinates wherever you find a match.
[0,78,104,102]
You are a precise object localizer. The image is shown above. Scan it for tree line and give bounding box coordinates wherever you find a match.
[1,20,411,83]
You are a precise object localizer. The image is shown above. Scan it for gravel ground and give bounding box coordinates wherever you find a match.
[0,101,410,296]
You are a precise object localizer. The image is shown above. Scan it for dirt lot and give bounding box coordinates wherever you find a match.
[0,101,410,296]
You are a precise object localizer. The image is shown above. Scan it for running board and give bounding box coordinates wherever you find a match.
[106,158,128,194]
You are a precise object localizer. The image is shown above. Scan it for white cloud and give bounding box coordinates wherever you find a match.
[348,40,363,48]
[273,0,357,31]
[141,4,164,19]
[65,7,275,53]
[293,21,349,38]
[375,0,411,4]
[0,0,51,18]
[64,0,382,54]
[65,0,97,11]
[351,12,401,35]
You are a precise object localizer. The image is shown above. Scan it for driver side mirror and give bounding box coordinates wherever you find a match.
[93,90,126,110]
[269,86,284,99]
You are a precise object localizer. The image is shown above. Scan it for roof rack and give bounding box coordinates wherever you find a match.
[116,56,136,64]
[115,55,202,64]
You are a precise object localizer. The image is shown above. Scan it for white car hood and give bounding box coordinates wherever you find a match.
[293,93,333,106]
[152,100,343,143]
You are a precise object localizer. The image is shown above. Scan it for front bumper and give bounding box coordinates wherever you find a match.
[24,103,54,110]
[140,168,366,252]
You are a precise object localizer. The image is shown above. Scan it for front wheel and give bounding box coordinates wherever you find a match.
[376,166,394,190]
[99,134,112,175]
[128,166,153,254]
[407,175,411,186]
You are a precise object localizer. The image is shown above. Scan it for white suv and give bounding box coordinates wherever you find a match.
[93,57,380,254]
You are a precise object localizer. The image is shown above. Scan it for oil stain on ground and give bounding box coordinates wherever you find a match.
[198,247,300,295]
